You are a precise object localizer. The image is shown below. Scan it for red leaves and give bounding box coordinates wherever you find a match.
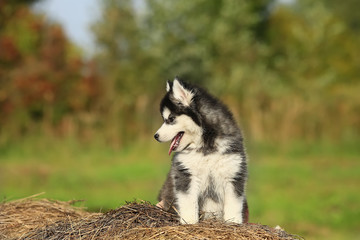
[0,2,101,131]
[0,36,20,63]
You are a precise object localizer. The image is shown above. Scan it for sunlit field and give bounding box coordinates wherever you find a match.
[1,1,359,239]
[1,137,358,240]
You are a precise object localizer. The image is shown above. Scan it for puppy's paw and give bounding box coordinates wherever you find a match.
[156,200,164,209]
[180,216,199,224]
[179,210,199,224]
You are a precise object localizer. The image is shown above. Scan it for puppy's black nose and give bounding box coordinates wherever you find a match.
[154,133,160,141]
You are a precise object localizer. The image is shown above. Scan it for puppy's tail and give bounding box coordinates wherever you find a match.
[242,198,249,223]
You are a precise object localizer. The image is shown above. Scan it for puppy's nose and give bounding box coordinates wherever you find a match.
[154,133,160,141]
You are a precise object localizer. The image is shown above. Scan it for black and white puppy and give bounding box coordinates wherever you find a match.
[154,78,248,224]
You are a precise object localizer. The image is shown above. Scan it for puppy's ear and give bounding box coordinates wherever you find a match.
[166,80,172,92]
[172,78,193,106]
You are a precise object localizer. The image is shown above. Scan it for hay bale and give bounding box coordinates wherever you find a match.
[0,196,92,239]
[0,197,301,240]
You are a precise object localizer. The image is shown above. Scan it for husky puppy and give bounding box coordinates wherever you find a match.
[154,78,248,224]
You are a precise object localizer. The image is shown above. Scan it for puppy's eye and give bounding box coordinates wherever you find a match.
[168,116,175,123]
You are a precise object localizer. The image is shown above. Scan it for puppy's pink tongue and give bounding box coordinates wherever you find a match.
[168,132,184,155]
[168,136,177,155]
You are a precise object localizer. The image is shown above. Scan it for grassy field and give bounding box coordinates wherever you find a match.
[0,137,359,239]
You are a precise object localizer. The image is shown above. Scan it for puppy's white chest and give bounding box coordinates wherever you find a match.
[177,152,242,183]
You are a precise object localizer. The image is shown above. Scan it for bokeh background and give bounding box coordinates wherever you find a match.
[0,0,359,239]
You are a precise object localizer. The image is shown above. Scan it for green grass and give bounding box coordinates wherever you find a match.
[247,142,360,240]
[0,137,171,209]
[0,137,359,239]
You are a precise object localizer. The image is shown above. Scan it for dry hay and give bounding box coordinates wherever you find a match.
[0,196,302,240]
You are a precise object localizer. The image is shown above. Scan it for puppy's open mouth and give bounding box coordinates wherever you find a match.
[168,131,184,155]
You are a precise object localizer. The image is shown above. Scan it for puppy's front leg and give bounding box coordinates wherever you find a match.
[223,183,244,224]
[176,189,199,224]
[175,171,199,224]
[173,161,199,224]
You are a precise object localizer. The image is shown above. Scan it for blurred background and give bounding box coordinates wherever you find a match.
[0,0,359,239]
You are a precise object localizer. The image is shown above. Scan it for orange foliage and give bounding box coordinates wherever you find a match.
[0,2,101,138]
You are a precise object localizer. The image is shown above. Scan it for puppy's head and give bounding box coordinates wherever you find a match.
[154,78,202,155]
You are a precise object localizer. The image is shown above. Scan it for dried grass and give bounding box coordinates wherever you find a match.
[0,195,302,240]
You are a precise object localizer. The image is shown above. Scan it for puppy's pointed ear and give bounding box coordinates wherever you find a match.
[172,78,193,106]
[166,80,171,92]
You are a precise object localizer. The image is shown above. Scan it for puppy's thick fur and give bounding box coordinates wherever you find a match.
[154,78,248,224]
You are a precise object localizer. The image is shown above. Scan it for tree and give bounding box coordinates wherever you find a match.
[92,0,156,146]
[0,1,101,142]
[144,0,272,90]
[91,0,274,144]
[319,0,360,31]
[263,0,360,140]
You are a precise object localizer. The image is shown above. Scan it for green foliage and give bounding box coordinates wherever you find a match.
[91,0,158,146]
[0,1,359,144]
[144,0,268,88]
[319,0,360,31]
[90,0,360,144]
[250,1,360,141]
